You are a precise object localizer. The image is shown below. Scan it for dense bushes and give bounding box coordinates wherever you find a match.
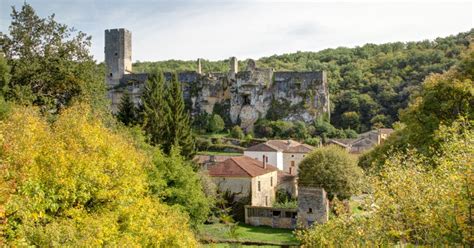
[0,105,198,246]
[297,121,473,246]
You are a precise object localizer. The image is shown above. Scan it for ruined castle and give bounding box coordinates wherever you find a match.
[105,28,330,130]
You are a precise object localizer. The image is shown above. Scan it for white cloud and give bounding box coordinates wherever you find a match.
[1,0,472,62]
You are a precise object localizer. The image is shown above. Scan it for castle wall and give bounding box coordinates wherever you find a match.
[104,28,330,127]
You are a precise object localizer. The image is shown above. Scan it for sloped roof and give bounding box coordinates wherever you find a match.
[245,143,280,152]
[208,156,278,178]
[246,140,314,153]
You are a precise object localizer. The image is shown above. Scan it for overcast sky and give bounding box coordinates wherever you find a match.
[0,0,472,62]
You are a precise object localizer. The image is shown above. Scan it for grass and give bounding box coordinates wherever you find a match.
[198,223,299,246]
[197,151,243,156]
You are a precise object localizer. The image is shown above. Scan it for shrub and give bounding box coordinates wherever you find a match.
[230,125,245,139]
[0,105,197,246]
[208,114,225,133]
[298,145,363,199]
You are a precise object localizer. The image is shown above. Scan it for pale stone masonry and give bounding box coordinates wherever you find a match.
[104,28,330,130]
[297,187,329,227]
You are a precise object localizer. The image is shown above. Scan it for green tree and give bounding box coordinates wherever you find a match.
[298,145,363,199]
[116,91,138,126]
[360,46,474,170]
[149,148,212,228]
[208,114,225,133]
[162,73,196,158]
[341,111,360,131]
[142,70,166,146]
[0,3,106,112]
[230,125,245,139]
[0,53,10,95]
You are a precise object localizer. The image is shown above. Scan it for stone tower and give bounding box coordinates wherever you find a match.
[104,28,132,88]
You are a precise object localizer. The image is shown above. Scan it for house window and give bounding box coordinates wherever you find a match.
[266,156,269,162]
[109,73,113,77]
[291,161,295,167]
[258,181,261,191]
[272,211,281,217]
[308,208,313,213]
[289,167,292,174]
[270,176,273,186]
[291,154,295,157]
[265,196,268,206]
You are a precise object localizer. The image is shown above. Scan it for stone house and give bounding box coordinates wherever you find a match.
[244,187,329,229]
[244,140,314,175]
[328,128,394,154]
[207,156,278,207]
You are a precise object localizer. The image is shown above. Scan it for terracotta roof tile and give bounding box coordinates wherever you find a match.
[208,156,278,177]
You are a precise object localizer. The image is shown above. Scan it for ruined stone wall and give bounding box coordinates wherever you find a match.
[104,29,330,126]
[297,187,329,228]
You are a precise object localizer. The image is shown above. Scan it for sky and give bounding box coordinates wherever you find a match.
[0,0,472,63]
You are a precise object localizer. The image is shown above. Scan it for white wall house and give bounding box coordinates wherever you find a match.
[245,140,314,176]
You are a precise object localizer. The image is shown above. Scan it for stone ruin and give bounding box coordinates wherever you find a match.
[297,187,329,227]
[105,28,330,131]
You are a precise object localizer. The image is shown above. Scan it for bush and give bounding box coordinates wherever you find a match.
[305,136,321,146]
[298,145,363,199]
[196,137,212,151]
[208,114,225,133]
[230,125,245,139]
[297,121,473,246]
[0,105,197,246]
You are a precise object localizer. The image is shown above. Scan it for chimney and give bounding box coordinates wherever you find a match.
[197,58,202,74]
[262,155,267,169]
[229,57,238,75]
[209,155,216,163]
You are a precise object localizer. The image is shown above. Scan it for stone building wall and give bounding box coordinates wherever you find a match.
[297,187,329,227]
[212,177,251,201]
[282,152,307,175]
[105,28,330,129]
[251,171,278,207]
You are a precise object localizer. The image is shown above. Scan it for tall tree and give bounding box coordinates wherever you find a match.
[0,3,106,112]
[142,70,166,146]
[162,74,196,158]
[116,91,138,126]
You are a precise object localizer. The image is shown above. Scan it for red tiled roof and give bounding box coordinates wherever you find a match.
[208,156,278,178]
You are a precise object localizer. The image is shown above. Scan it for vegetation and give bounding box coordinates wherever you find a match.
[298,145,363,200]
[359,46,474,170]
[141,71,196,158]
[208,114,225,133]
[116,91,139,126]
[0,105,197,246]
[297,50,473,246]
[0,4,107,113]
[199,223,299,246]
[133,30,472,132]
[297,120,473,246]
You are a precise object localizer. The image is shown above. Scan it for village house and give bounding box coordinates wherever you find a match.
[328,128,394,153]
[244,140,315,175]
[207,156,279,207]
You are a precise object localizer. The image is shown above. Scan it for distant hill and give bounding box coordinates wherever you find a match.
[133,29,473,132]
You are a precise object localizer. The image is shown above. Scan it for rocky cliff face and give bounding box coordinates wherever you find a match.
[109,60,330,131]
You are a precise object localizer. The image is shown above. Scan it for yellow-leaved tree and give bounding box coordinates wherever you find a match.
[0,105,197,247]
